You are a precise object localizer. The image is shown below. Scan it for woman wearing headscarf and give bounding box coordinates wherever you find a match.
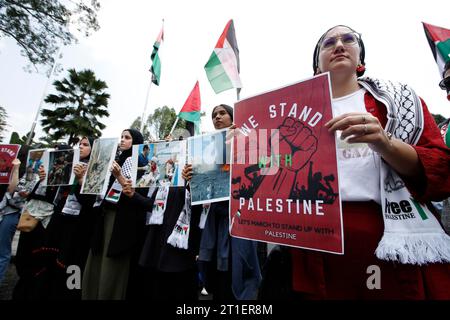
[13,144,71,299]
[182,104,262,301]
[36,136,96,299]
[285,25,450,299]
[82,128,145,300]
[121,139,203,301]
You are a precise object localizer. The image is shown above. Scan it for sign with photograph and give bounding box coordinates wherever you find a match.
[46,149,78,186]
[131,140,186,188]
[24,148,50,187]
[230,73,343,254]
[0,144,21,184]
[81,138,118,195]
[188,130,230,205]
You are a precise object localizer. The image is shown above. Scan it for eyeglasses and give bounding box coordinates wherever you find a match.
[439,76,450,91]
[320,32,361,50]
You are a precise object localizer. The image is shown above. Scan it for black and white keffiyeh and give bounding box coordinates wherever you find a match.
[358,77,450,264]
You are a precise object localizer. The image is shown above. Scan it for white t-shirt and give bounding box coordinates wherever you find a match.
[332,88,381,204]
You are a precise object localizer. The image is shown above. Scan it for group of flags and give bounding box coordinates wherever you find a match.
[147,20,449,136]
[148,19,241,135]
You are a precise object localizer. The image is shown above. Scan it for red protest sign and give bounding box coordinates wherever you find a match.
[0,144,21,184]
[230,73,343,254]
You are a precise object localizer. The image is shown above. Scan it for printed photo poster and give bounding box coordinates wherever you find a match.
[46,149,77,186]
[230,73,344,254]
[25,148,50,186]
[131,140,186,188]
[0,144,21,184]
[188,129,231,205]
[81,138,118,195]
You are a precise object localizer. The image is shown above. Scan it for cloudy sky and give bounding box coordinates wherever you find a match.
[0,0,449,143]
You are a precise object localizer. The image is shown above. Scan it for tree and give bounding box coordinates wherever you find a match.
[0,106,8,142]
[432,113,446,127]
[131,107,207,141]
[130,116,151,142]
[41,68,110,146]
[0,0,100,71]
[130,106,190,141]
[9,130,36,146]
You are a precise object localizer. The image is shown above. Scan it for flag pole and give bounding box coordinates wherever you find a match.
[26,47,61,146]
[140,79,152,133]
[169,117,180,135]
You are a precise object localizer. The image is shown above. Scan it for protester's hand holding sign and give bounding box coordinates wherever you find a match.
[73,163,87,184]
[325,111,391,154]
[8,158,21,193]
[38,165,46,182]
[225,124,237,145]
[122,179,135,198]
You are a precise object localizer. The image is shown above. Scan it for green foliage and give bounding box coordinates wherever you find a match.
[149,106,184,140]
[0,0,100,71]
[9,131,43,148]
[130,116,151,142]
[9,131,21,144]
[131,106,186,141]
[41,68,110,146]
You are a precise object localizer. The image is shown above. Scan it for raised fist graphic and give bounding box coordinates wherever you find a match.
[251,117,318,199]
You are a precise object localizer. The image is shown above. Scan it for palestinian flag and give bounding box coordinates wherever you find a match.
[178,81,201,135]
[422,22,450,76]
[204,19,242,94]
[150,25,164,85]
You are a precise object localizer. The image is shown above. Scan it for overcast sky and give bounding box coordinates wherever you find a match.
[1,0,449,143]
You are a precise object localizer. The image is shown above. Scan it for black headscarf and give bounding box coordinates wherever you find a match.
[212,104,234,122]
[116,128,144,166]
[312,25,366,77]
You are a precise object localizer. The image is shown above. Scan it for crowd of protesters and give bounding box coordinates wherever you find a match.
[0,25,449,300]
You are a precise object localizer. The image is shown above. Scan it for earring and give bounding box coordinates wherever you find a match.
[356,64,366,73]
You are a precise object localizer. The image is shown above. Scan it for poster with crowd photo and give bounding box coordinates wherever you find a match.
[188,129,231,205]
[0,144,21,184]
[46,149,78,186]
[131,140,186,188]
[81,138,118,195]
[229,73,344,254]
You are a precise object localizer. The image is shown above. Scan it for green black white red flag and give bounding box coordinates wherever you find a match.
[150,25,164,85]
[204,19,242,94]
[422,22,450,76]
[177,81,201,135]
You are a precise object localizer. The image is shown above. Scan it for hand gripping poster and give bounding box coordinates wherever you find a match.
[230,73,344,254]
